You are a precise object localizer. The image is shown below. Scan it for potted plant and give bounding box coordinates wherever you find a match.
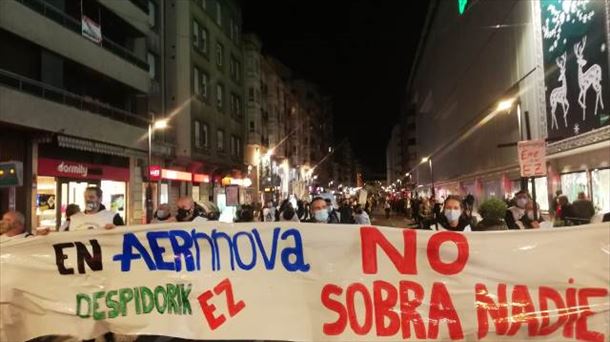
[474,198,509,231]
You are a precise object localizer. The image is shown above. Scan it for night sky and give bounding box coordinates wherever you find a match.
[243,0,429,177]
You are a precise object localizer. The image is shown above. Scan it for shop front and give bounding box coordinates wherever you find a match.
[36,157,129,228]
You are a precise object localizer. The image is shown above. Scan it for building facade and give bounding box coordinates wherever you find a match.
[0,0,159,228]
[386,124,403,186]
[404,0,610,214]
[243,34,335,203]
[165,0,246,208]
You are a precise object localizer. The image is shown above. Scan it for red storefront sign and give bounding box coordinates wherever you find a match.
[149,165,162,181]
[193,173,210,183]
[38,158,129,182]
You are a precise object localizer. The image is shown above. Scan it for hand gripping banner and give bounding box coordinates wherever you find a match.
[1,222,609,341]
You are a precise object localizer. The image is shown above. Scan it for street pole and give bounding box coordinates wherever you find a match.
[146,123,153,223]
[429,158,435,198]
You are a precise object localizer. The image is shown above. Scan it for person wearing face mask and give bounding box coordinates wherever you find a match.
[176,197,208,222]
[519,200,544,229]
[324,198,341,223]
[437,195,472,232]
[151,203,176,223]
[505,190,530,230]
[307,197,339,223]
[69,187,123,231]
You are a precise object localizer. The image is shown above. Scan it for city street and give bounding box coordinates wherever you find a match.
[369,209,416,229]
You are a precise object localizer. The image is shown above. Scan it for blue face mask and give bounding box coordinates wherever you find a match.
[314,209,329,223]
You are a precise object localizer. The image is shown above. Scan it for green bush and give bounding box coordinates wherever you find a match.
[478,198,508,221]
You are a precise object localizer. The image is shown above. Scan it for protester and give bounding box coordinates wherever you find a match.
[279,202,300,222]
[384,201,391,219]
[353,205,371,225]
[59,204,81,231]
[572,192,595,223]
[0,211,28,241]
[550,190,562,219]
[437,195,472,231]
[556,195,576,225]
[69,187,123,230]
[418,197,435,229]
[505,190,530,230]
[339,200,355,224]
[324,198,341,222]
[411,197,421,223]
[308,197,339,223]
[236,205,255,223]
[262,201,276,222]
[176,196,207,222]
[296,200,308,221]
[520,200,544,229]
[151,203,175,223]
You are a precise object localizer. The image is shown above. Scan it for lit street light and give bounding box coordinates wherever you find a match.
[496,98,515,112]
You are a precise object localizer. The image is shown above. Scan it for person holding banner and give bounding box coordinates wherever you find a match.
[176,196,208,222]
[520,200,545,229]
[68,187,124,231]
[308,197,340,223]
[436,195,472,232]
[151,203,175,223]
[505,190,530,230]
[0,211,29,242]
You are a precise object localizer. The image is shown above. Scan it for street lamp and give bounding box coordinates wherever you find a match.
[496,98,515,112]
[146,118,168,223]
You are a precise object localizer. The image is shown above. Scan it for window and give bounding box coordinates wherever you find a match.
[592,168,610,213]
[217,130,225,151]
[193,67,200,95]
[561,172,588,202]
[237,137,242,157]
[202,123,209,148]
[148,1,156,27]
[233,22,240,42]
[216,42,224,67]
[216,83,224,110]
[193,20,200,48]
[249,121,254,132]
[235,96,242,116]
[230,57,240,81]
[201,72,208,98]
[147,52,156,79]
[215,2,222,25]
[230,135,237,156]
[201,27,208,53]
[194,120,202,148]
[248,88,254,102]
[229,18,234,41]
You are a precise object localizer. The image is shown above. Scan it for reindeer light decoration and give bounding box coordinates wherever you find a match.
[549,52,569,129]
[574,36,604,120]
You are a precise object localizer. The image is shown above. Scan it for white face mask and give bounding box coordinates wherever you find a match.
[444,209,462,222]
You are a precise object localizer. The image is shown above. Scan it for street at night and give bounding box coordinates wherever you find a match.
[1,0,609,341]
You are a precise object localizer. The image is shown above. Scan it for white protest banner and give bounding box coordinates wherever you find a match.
[1,223,609,341]
[518,139,547,177]
[81,15,102,44]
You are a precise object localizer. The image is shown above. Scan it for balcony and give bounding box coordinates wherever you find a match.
[0,69,148,150]
[16,0,148,70]
[1,0,150,92]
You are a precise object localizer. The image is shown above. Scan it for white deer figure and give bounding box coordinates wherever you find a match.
[574,36,604,120]
[549,52,569,129]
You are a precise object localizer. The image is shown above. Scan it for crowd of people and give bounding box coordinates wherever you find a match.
[1,185,609,242]
[381,189,609,232]
[0,188,378,242]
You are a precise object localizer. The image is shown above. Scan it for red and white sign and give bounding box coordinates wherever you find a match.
[517,139,547,177]
[38,158,129,181]
[148,166,162,181]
